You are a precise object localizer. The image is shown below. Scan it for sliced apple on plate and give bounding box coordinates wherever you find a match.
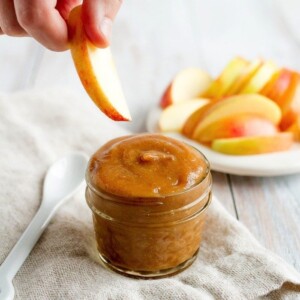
[240,61,278,94]
[211,133,293,155]
[68,6,131,121]
[204,57,248,98]
[193,114,278,142]
[190,94,282,139]
[280,109,298,131]
[160,68,212,108]
[261,68,292,102]
[159,98,209,132]
[182,100,216,137]
[286,116,300,141]
[225,59,262,96]
[280,74,300,130]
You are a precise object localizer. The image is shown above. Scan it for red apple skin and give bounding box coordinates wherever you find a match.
[261,69,292,103]
[286,117,300,141]
[160,84,172,108]
[278,73,300,129]
[261,69,300,130]
[275,72,300,114]
[280,110,298,131]
[194,114,278,142]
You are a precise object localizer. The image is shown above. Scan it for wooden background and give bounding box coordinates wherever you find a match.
[0,0,299,271]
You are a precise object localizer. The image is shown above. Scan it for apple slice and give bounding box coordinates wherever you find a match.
[286,117,300,141]
[261,68,292,102]
[182,100,216,137]
[280,109,299,131]
[211,133,293,155]
[204,57,248,98]
[159,99,209,132]
[68,6,131,121]
[278,72,300,113]
[225,59,262,96]
[193,114,278,142]
[160,68,212,108]
[191,94,282,139]
[241,61,278,94]
[277,72,300,130]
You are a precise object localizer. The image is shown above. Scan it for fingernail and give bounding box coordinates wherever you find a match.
[100,17,112,42]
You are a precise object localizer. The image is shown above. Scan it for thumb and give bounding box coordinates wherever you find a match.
[82,0,122,48]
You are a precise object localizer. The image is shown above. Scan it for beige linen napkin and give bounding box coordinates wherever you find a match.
[0,90,300,300]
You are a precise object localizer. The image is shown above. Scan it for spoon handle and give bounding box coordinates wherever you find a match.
[0,204,55,282]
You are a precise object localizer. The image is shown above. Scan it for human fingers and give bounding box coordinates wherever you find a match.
[0,0,27,36]
[14,0,68,51]
[56,0,82,20]
[82,0,123,48]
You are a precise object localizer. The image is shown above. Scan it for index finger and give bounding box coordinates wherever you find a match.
[14,0,68,51]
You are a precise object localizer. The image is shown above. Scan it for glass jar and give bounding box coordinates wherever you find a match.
[85,141,212,279]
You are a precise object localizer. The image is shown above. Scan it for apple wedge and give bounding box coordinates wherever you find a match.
[159,99,209,132]
[193,114,278,142]
[278,72,300,113]
[182,101,216,137]
[211,133,293,155]
[225,59,262,96]
[286,117,300,141]
[68,6,131,121]
[204,57,248,98]
[280,109,299,131]
[160,68,212,108]
[278,73,300,130]
[241,61,278,94]
[191,94,282,139]
[261,68,292,102]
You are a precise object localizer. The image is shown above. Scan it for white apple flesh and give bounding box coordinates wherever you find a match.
[68,6,131,121]
[159,99,209,132]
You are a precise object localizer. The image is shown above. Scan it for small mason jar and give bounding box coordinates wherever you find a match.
[85,135,212,279]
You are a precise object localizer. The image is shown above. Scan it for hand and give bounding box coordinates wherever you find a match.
[0,0,122,51]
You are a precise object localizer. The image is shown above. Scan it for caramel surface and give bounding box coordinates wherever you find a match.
[88,134,208,198]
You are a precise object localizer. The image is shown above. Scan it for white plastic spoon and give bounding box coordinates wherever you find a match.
[0,153,88,300]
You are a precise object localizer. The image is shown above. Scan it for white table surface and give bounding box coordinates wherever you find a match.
[1,0,300,271]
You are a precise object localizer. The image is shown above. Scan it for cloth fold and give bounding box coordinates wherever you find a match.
[0,90,299,300]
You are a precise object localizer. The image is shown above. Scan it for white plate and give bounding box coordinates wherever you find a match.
[146,106,300,176]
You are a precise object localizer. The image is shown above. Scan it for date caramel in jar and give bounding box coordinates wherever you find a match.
[86,134,212,278]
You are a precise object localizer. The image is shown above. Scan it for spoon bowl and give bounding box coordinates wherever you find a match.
[43,153,88,205]
[0,153,88,300]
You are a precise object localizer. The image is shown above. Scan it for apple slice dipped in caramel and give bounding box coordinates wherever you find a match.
[160,68,212,108]
[211,133,293,155]
[68,6,131,121]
